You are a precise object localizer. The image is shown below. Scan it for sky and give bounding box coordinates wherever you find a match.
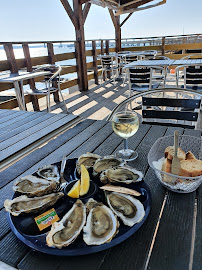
[0,0,202,42]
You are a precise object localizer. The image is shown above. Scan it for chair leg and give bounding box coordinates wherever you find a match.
[58,88,68,114]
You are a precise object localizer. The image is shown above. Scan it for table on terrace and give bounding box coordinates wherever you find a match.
[0,71,50,110]
[0,117,201,270]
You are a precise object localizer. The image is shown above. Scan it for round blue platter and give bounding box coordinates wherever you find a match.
[8,158,152,256]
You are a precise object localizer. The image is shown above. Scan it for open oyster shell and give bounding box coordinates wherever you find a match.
[93,156,125,176]
[83,198,119,245]
[106,192,145,227]
[76,152,101,174]
[4,192,64,216]
[13,175,57,197]
[37,165,60,183]
[46,199,86,248]
[100,166,143,184]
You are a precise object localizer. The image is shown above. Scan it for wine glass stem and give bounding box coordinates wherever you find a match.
[124,139,128,150]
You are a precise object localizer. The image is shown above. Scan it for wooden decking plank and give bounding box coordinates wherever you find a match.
[0,111,36,130]
[0,114,76,161]
[0,120,106,209]
[0,232,29,267]
[0,111,47,135]
[0,109,18,116]
[193,186,202,270]
[0,120,95,189]
[99,127,184,270]
[147,128,201,270]
[0,113,70,151]
[0,111,27,124]
[0,209,10,239]
[0,112,53,141]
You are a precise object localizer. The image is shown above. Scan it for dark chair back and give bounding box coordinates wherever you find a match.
[129,68,151,85]
[185,65,202,89]
[142,95,201,129]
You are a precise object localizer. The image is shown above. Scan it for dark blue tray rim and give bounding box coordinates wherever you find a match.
[7,159,152,256]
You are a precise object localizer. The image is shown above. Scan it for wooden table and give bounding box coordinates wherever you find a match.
[0,109,80,170]
[0,119,201,270]
[0,71,50,110]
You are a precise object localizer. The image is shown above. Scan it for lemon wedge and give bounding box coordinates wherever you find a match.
[67,180,80,198]
[80,164,90,196]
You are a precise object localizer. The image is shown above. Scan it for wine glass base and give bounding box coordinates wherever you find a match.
[115,149,138,161]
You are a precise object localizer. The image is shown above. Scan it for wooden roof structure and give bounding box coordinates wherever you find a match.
[60,0,167,92]
[89,0,166,15]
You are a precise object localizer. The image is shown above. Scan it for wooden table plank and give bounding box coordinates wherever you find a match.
[0,112,47,135]
[0,111,36,130]
[193,186,202,270]
[0,113,67,151]
[0,113,52,141]
[0,114,77,162]
[0,111,27,124]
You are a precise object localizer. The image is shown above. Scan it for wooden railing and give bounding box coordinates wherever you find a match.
[0,33,202,110]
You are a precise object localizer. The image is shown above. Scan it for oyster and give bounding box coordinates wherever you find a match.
[83,198,119,245]
[107,192,145,227]
[37,165,60,183]
[76,152,101,174]
[100,166,143,184]
[93,156,125,176]
[13,175,57,197]
[4,192,64,216]
[46,200,86,248]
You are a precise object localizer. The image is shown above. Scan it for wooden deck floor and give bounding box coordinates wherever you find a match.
[22,72,177,120]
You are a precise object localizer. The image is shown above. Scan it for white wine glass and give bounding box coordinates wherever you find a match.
[112,111,139,161]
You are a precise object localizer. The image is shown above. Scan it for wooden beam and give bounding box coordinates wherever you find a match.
[101,40,104,55]
[22,43,40,111]
[4,43,18,73]
[83,2,91,23]
[73,0,88,91]
[161,37,165,56]
[80,0,90,4]
[115,15,121,52]
[92,41,98,85]
[108,9,118,31]
[47,42,60,102]
[120,13,133,27]
[60,0,78,29]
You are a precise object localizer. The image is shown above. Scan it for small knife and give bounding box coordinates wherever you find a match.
[171,130,181,176]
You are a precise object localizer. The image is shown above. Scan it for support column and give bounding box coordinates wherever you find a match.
[115,16,121,53]
[73,0,88,91]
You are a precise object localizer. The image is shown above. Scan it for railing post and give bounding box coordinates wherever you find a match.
[47,42,60,102]
[162,37,165,56]
[101,40,104,55]
[22,43,40,111]
[105,40,110,78]
[92,41,98,85]
[4,43,27,110]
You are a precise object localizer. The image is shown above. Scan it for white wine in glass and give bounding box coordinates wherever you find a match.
[112,111,139,161]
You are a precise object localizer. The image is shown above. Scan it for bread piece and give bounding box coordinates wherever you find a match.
[165,146,186,161]
[186,151,196,160]
[161,158,173,183]
[180,159,202,177]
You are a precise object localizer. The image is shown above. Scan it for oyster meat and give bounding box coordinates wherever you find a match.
[107,192,145,227]
[93,156,125,176]
[46,199,86,248]
[83,198,119,245]
[76,152,100,174]
[100,166,143,184]
[37,165,60,183]
[13,175,57,197]
[4,192,64,216]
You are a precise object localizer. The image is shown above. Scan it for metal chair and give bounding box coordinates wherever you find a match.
[127,67,163,97]
[107,88,202,130]
[176,64,202,91]
[100,55,119,83]
[24,65,68,113]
